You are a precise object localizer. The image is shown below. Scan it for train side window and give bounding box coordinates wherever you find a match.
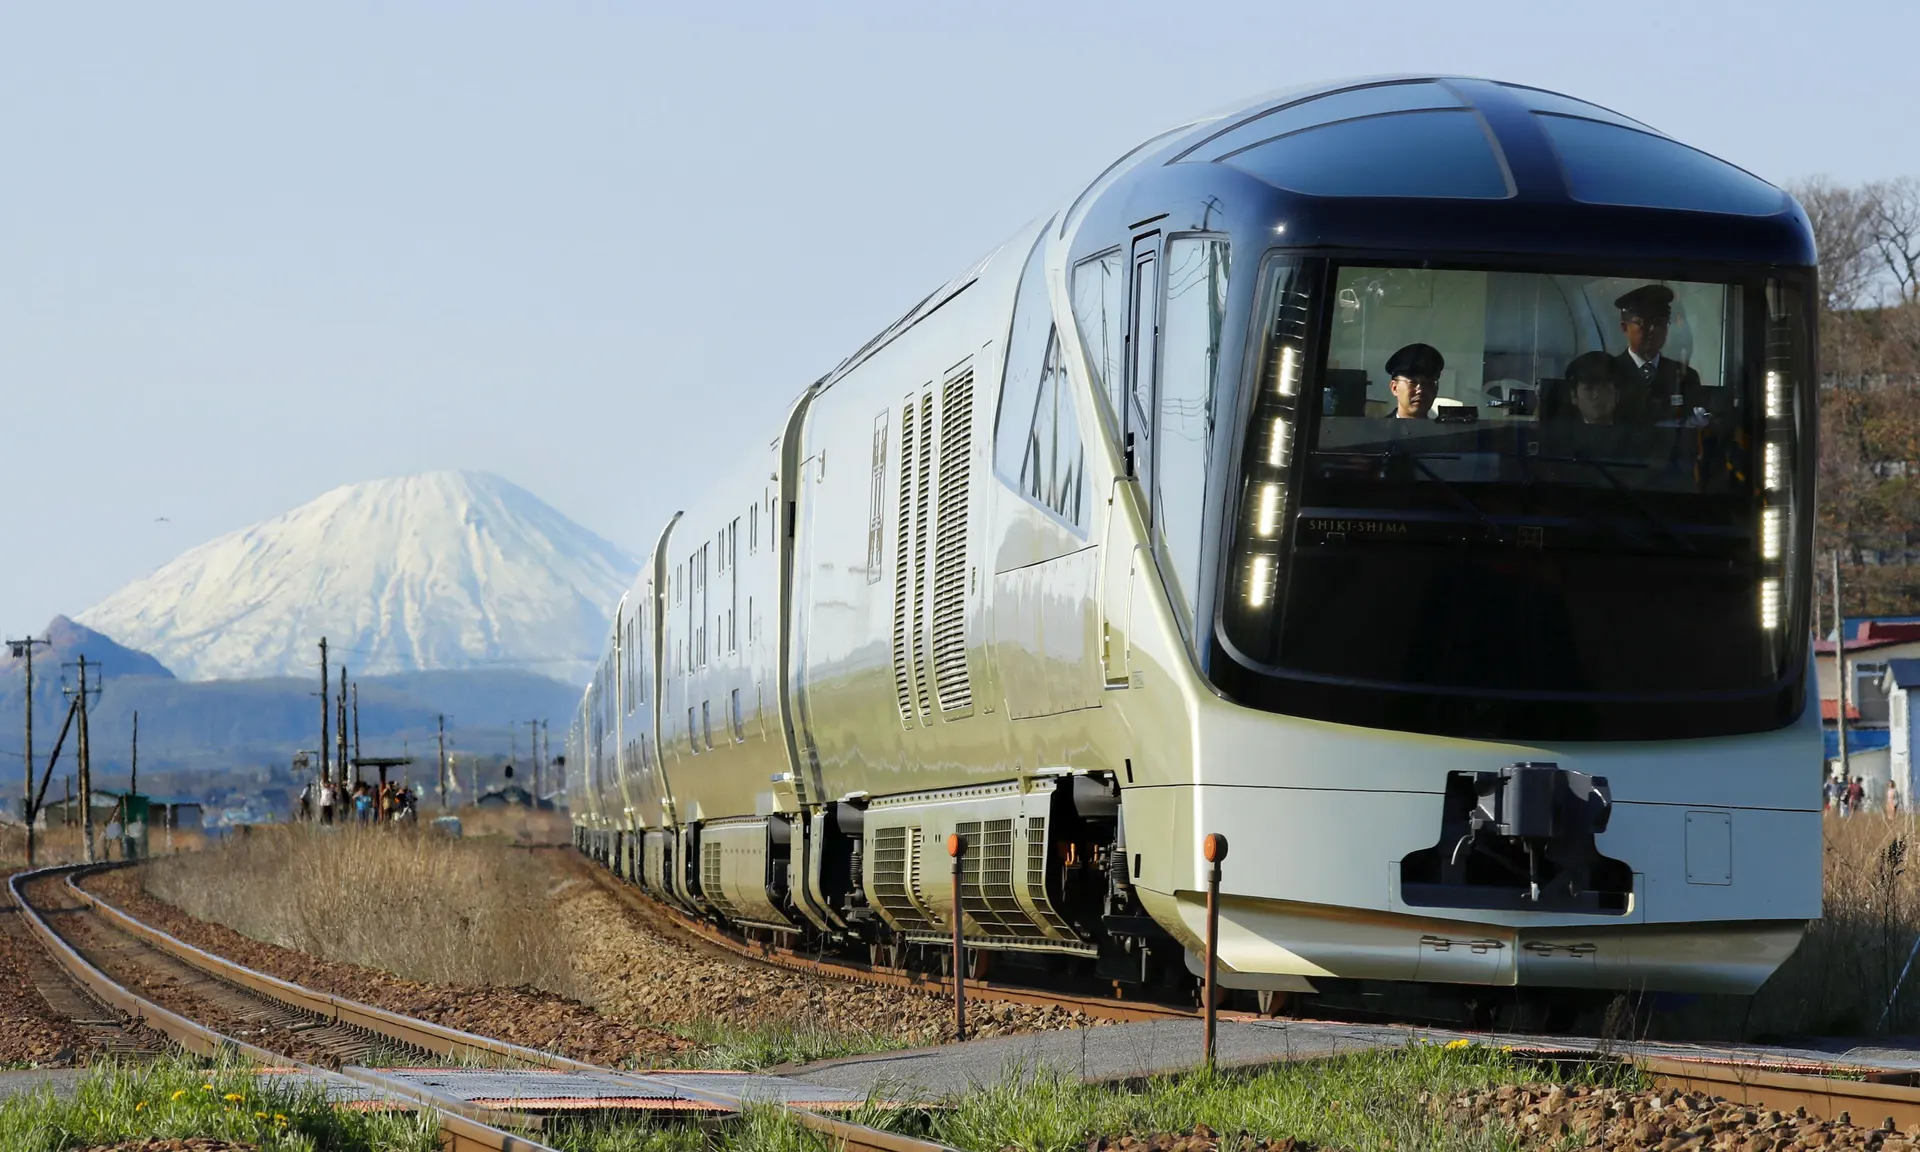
[1127,238,1161,480]
[1071,248,1125,427]
[1154,236,1230,630]
[1019,331,1088,530]
[994,226,1089,531]
[993,229,1051,488]
[730,688,744,742]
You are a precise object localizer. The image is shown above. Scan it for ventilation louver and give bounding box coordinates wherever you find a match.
[932,372,974,712]
[891,403,917,727]
[871,825,934,931]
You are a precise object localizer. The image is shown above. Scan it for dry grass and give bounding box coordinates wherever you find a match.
[0,822,205,869]
[1732,811,1920,1037]
[452,804,573,845]
[143,823,581,997]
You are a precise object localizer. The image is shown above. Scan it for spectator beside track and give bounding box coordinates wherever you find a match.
[1847,776,1866,815]
[319,781,336,825]
[1889,780,1901,817]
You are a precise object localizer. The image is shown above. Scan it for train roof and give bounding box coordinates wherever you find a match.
[1065,74,1813,270]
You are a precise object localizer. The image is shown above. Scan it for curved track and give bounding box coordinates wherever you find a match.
[10,864,947,1152]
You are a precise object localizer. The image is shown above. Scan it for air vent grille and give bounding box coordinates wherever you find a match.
[1023,817,1073,935]
[701,840,739,919]
[957,818,1042,938]
[910,396,936,721]
[871,826,933,930]
[932,372,974,712]
[890,403,917,727]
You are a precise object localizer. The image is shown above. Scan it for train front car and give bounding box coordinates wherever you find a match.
[1085,78,1819,1016]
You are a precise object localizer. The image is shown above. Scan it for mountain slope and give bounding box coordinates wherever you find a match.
[77,471,635,684]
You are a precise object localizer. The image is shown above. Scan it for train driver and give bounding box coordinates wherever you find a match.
[1611,285,1703,422]
[1386,343,1445,419]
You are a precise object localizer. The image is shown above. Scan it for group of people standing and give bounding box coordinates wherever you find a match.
[297,778,418,825]
[1826,772,1900,817]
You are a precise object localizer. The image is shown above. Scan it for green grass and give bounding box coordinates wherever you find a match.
[0,1054,439,1152]
[665,1016,917,1072]
[554,1042,1636,1152]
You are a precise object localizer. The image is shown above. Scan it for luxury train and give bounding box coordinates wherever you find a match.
[566,75,1821,1022]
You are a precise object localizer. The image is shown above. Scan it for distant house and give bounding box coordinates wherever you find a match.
[1887,661,1920,808]
[1817,619,1920,782]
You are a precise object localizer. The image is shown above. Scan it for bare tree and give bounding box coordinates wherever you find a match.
[1791,176,1881,311]
[1867,177,1920,305]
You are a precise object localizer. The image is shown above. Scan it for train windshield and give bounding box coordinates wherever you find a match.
[1215,258,1813,740]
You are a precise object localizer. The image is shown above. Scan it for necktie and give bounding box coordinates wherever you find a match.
[1642,360,1657,384]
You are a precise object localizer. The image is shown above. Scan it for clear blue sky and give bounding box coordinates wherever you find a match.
[3,0,1915,639]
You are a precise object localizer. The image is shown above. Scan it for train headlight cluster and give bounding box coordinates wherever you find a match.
[1756,291,1805,638]
[1230,259,1310,626]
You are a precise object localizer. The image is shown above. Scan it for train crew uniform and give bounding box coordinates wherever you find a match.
[1611,285,1704,423]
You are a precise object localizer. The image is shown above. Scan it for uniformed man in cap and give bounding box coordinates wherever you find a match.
[1611,285,1702,422]
[1385,342,1444,419]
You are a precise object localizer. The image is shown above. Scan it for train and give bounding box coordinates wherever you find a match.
[566,75,1821,1026]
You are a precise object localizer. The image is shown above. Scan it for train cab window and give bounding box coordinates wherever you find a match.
[1536,114,1786,217]
[1216,257,1813,740]
[1071,249,1125,425]
[995,228,1089,529]
[1154,237,1230,629]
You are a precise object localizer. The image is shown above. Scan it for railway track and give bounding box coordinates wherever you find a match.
[549,847,1920,1130]
[9,864,950,1152]
[541,845,1209,1025]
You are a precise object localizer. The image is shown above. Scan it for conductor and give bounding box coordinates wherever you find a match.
[1612,285,1702,423]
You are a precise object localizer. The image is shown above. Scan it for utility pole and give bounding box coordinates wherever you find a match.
[351,683,361,774]
[63,656,101,863]
[436,714,447,810]
[526,720,541,799]
[129,710,138,797]
[337,667,349,790]
[8,635,50,866]
[319,639,331,794]
[1835,549,1852,784]
[541,720,550,801]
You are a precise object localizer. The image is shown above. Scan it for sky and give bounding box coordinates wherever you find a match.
[3,0,1917,635]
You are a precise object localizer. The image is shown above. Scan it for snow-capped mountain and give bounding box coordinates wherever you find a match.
[78,471,636,684]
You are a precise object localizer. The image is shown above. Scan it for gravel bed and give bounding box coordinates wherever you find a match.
[549,853,1105,1044]
[1448,1081,1920,1151]
[0,871,111,1067]
[82,868,692,1068]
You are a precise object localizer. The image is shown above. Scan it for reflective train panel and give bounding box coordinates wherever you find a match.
[565,75,1820,1020]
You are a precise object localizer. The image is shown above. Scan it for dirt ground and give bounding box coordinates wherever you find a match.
[84,867,694,1068]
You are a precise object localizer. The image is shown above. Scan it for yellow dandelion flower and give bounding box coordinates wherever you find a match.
[1445,1038,1472,1049]
[224,1093,245,1102]
[171,1089,188,1101]
[202,1084,216,1092]
[255,1111,269,1119]
[273,1114,288,1123]
[135,1101,146,1111]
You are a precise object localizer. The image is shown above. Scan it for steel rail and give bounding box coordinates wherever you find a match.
[555,849,1920,1129]
[8,866,553,1152]
[546,846,1211,1025]
[1639,1055,1920,1131]
[54,864,953,1152]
